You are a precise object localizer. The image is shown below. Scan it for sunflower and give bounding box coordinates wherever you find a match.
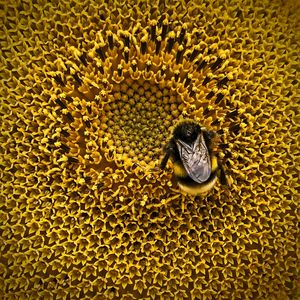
[0,0,299,299]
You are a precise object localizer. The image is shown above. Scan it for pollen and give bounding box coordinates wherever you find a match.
[0,0,299,299]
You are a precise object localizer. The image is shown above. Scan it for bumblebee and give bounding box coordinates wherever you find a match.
[160,120,227,195]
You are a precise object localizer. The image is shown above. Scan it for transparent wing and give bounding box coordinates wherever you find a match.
[176,133,211,183]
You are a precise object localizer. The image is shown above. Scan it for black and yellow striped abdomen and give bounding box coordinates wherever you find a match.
[174,154,219,195]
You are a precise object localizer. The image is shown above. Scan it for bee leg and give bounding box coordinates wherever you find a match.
[160,149,171,170]
[219,163,228,185]
[160,141,175,170]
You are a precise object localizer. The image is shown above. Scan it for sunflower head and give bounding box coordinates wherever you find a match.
[0,0,299,298]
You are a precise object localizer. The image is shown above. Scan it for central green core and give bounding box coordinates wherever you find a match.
[100,78,184,167]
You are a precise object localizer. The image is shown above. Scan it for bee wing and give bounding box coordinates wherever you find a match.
[176,133,211,183]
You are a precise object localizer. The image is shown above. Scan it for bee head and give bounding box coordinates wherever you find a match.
[173,121,201,144]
